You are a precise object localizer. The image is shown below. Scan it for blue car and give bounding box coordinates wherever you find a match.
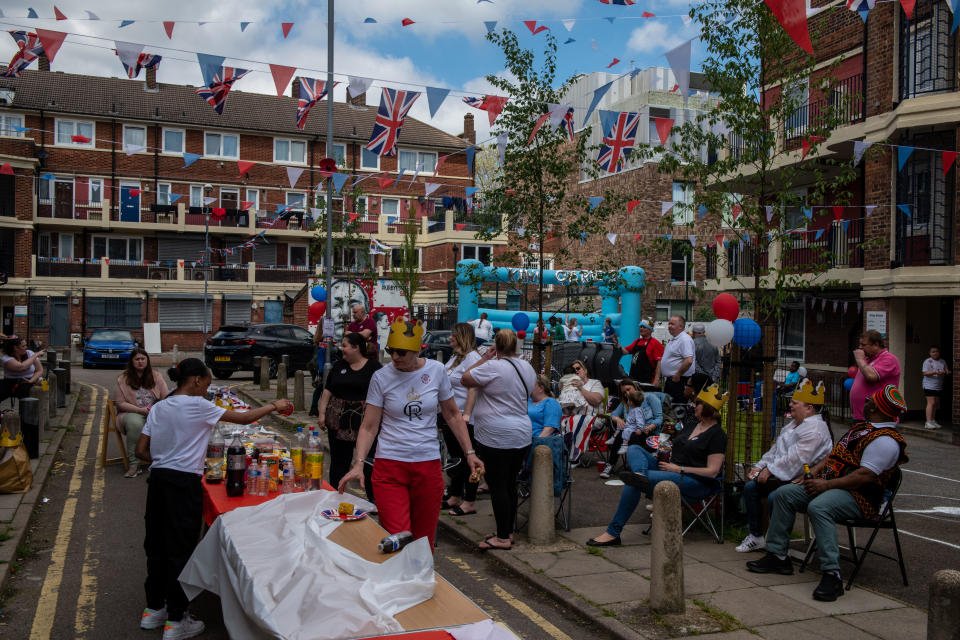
[82,329,138,368]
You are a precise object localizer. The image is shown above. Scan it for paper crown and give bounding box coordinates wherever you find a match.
[697,384,729,411]
[0,428,22,448]
[792,378,825,405]
[387,318,424,351]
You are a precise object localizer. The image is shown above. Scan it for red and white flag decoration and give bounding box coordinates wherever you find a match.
[270,64,297,97]
[463,95,509,126]
[523,20,549,35]
[764,0,813,54]
[36,29,67,64]
[653,117,674,147]
[281,22,294,38]
[163,21,175,39]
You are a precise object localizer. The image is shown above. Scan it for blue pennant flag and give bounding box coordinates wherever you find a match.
[663,234,672,241]
[12,125,30,133]
[897,204,911,217]
[119,20,135,28]
[363,17,377,24]
[604,17,616,24]
[425,86,450,119]
[240,22,251,32]
[953,0,960,34]
[564,37,576,44]
[465,187,479,198]
[484,21,497,33]
[168,194,182,203]
[859,9,869,22]
[182,152,201,168]
[589,196,604,210]
[814,229,824,241]
[579,232,588,244]
[842,220,850,233]
[386,216,398,225]
[897,146,914,171]
[583,82,613,127]
[802,206,813,220]
[331,172,349,194]
[466,146,476,176]
[41,173,54,180]
[697,204,707,221]
[27,8,39,19]
[197,53,226,88]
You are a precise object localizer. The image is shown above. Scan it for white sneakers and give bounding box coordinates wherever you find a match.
[599,463,612,479]
[736,534,765,553]
[162,614,205,640]
[925,420,942,430]
[140,607,167,630]
[645,503,654,512]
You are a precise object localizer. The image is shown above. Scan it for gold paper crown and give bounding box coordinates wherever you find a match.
[697,384,728,411]
[0,428,23,448]
[387,318,424,351]
[792,378,825,405]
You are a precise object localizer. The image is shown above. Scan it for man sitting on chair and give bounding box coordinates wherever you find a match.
[746,384,908,602]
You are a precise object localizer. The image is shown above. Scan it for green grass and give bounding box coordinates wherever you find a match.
[721,409,771,466]
[693,598,745,632]
[586,546,605,557]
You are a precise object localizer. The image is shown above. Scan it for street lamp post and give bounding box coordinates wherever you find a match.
[322,0,335,384]
[203,183,213,342]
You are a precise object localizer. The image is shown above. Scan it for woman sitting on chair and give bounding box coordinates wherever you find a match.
[556,360,604,417]
[587,383,728,546]
[113,348,169,478]
[0,335,45,404]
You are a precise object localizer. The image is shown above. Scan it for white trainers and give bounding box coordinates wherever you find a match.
[599,463,612,479]
[140,607,167,630]
[617,444,628,455]
[925,421,942,430]
[605,436,618,446]
[645,503,654,512]
[736,534,765,553]
[162,614,205,640]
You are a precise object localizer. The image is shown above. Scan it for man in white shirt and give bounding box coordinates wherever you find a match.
[469,313,493,347]
[660,315,695,403]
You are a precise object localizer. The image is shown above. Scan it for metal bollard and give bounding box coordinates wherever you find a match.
[293,370,305,412]
[47,372,58,418]
[528,445,556,545]
[60,360,72,394]
[28,386,49,436]
[259,357,271,391]
[19,397,40,458]
[281,354,291,371]
[928,569,960,640]
[252,356,262,386]
[52,367,67,408]
[172,344,179,365]
[46,350,58,369]
[276,363,288,400]
[650,481,685,614]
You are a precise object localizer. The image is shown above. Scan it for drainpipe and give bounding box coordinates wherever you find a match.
[26,286,33,344]
[111,118,117,220]
[81,288,87,339]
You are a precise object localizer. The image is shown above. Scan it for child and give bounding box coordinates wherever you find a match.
[557,365,582,414]
[621,389,656,448]
[922,345,951,429]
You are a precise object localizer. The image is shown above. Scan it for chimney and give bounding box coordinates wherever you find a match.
[348,90,366,107]
[460,113,476,145]
[38,54,50,72]
[145,66,158,91]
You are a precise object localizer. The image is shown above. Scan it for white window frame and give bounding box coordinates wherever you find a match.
[285,191,306,212]
[672,182,695,226]
[190,185,204,208]
[59,233,74,260]
[381,198,400,218]
[0,113,25,138]
[391,246,422,270]
[91,235,143,261]
[157,182,172,206]
[670,239,694,283]
[779,303,806,361]
[220,187,239,209]
[461,244,493,265]
[122,124,147,150]
[204,131,239,159]
[330,142,347,167]
[398,148,438,174]
[288,243,309,267]
[161,127,185,154]
[352,195,371,222]
[274,138,308,164]
[55,118,95,148]
[245,188,260,214]
[784,79,810,138]
[361,146,380,170]
[88,178,103,205]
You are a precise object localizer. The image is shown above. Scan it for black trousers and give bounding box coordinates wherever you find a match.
[327,431,376,504]
[441,418,478,502]
[476,441,530,539]
[0,378,33,405]
[143,468,203,621]
[664,377,688,404]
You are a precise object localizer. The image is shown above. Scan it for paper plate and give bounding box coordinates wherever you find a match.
[604,479,625,486]
[320,508,368,521]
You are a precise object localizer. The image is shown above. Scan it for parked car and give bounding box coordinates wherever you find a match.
[420,330,453,362]
[204,323,315,379]
[82,329,138,368]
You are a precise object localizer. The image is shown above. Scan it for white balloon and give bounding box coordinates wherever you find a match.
[706,319,735,348]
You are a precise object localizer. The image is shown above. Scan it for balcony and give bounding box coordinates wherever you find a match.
[899,0,955,101]
[30,256,312,285]
[726,237,769,278]
[35,257,101,278]
[783,74,865,148]
[254,264,313,283]
[781,220,864,271]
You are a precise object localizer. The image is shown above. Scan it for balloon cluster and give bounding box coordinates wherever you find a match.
[844,365,857,391]
[308,286,327,324]
[703,294,761,349]
[512,312,530,340]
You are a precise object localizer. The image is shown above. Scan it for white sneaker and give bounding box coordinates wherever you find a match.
[140,607,167,630]
[736,534,765,553]
[925,421,942,430]
[599,463,612,479]
[163,614,205,640]
[645,503,654,512]
[605,436,618,445]
[617,444,628,455]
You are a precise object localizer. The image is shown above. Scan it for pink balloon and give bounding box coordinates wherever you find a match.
[712,293,740,321]
[848,365,858,379]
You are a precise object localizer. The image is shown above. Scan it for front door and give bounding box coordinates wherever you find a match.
[54,181,73,219]
[119,183,141,222]
[264,300,282,324]
[2,306,13,336]
[50,297,69,347]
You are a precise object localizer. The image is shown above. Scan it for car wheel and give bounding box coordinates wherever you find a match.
[82,361,90,369]
[268,357,279,379]
[212,369,233,380]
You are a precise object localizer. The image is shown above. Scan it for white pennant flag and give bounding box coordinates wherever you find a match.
[310,208,322,221]
[497,133,508,166]
[115,41,144,75]
[348,76,373,99]
[853,141,873,166]
[662,201,674,216]
[688,234,697,247]
[124,143,146,156]
[562,19,576,31]
[547,103,569,129]
[821,298,827,311]
[203,196,216,205]
[865,205,877,217]
[857,302,862,313]
[517,227,525,237]
[833,300,839,312]
[591,39,598,50]
[843,301,849,313]
[606,233,617,245]
[681,15,692,27]
[86,10,101,20]
[408,162,424,188]
[664,40,692,102]
[423,182,441,196]
[765,205,774,222]
[286,166,304,189]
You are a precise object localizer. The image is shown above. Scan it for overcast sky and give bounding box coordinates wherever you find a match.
[0,0,698,141]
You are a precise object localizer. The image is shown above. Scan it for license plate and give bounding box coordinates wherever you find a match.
[101,354,119,359]
[214,356,231,362]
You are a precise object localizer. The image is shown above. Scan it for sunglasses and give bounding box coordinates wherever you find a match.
[386,348,410,357]
[573,365,583,371]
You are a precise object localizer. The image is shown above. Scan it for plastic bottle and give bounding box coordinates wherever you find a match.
[282,459,295,494]
[246,458,260,495]
[377,531,414,553]
[305,430,324,491]
[226,432,246,497]
[205,423,225,483]
[803,463,812,480]
[256,461,269,496]
[291,427,306,489]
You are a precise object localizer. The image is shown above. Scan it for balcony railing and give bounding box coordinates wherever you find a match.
[35,257,101,278]
[899,0,955,101]
[781,220,864,270]
[726,238,768,277]
[32,256,315,284]
[895,213,953,266]
[783,74,865,145]
[255,264,313,282]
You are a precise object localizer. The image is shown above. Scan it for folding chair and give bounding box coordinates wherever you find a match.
[515,430,574,532]
[642,469,725,544]
[799,468,907,590]
[99,399,130,471]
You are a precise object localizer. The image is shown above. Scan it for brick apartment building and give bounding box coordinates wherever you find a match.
[708,0,960,423]
[0,64,505,350]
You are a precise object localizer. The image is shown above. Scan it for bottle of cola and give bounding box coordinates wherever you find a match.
[226,432,246,497]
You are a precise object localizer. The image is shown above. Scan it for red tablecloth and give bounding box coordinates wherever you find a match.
[201,479,335,526]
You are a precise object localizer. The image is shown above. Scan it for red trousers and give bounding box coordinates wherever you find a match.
[372,458,444,549]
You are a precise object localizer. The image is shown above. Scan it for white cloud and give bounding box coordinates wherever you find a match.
[626,22,684,54]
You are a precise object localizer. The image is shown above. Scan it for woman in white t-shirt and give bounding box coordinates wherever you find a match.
[0,335,45,403]
[566,317,582,341]
[133,358,292,638]
[338,319,483,550]
[565,359,605,418]
[462,329,536,550]
[922,345,951,429]
[442,323,482,516]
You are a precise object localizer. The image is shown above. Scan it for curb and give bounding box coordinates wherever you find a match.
[898,424,960,446]
[436,516,651,640]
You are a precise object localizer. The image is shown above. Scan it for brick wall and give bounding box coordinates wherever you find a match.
[804,300,860,367]
[863,149,892,270]
[865,3,896,118]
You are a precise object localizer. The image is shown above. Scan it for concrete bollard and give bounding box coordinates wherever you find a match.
[260,357,271,391]
[528,445,556,545]
[276,364,288,400]
[52,367,66,408]
[19,397,40,459]
[650,481,685,614]
[1,411,21,451]
[252,356,262,386]
[293,370,305,412]
[47,372,58,418]
[28,386,49,436]
[928,569,960,640]
[281,354,291,371]
[60,360,71,394]
[172,344,179,365]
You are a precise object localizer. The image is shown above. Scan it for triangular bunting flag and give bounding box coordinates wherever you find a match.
[606,233,617,245]
[943,150,958,174]
[663,40,692,103]
[801,137,812,159]
[814,228,824,240]
[605,17,616,24]
[455,223,466,231]
[662,201,674,216]
[182,152,201,168]
[765,205,774,222]
[348,76,373,100]
[332,173,349,194]
[897,204,911,217]
[688,234,697,247]
[124,143,146,156]
[897,146,914,171]
[36,29,67,64]
[802,206,813,220]
[0,163,13,175]
[27,9,39,19]
[642,11,656,17]
[699,204,709,221]
[627,200,640,214]
[119,20,135,28]
[240,200,253,210]
[163,21,175,39]
[497,133,507,167]
[237,160,256,175]
[589,196,604,210]
[281,22,294,38]
[900,0,916,19]
[527,113,551,145]
[240,22,251,32]
[401,18,415,26]
[842,220,850,233]
[843,301,849,313]
[865,205,877,217]
[196,53,225,88]
[269,64,297,97]
[465,187,479,198]
[606,58,620,69]
[853,140,872,166]
[85,10,99,19]
[378,177,393,189]
[286,166,304,189]
[832,206,844,221]
[763,0,813,54]
[633,234,641,242]
[583,82,613,125]
[54,6,67,20]
[466,146,476,176]
[424,183,441,196]
[524,20,549,34]
[169,194,182,203]
[654,117,673,147]
[833,300,839,312]
[562,19,576,31]
[484,21,497,33]
[115,41,145,77]
[425,87,450,118]
[203,197,216,205]
[715,234,725,245]
[564,37,576,44]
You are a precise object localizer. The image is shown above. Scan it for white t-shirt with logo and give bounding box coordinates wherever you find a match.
[366,358,453,462]
[922,357,948,390]
[142,394,226,475]
[471,357,536,449]
[445,350,482,412]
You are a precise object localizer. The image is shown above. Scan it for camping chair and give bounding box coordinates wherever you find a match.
[516,429,575,532]
[642,469,725,544]
[799,468,908,590]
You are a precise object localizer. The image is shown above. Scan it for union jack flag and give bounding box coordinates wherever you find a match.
[845,0,875,11]
[463,96,485,108]
[121,52,162,79]
[595,110,640,173]
[598,0,635,4]
[196,66,250,115]
[2,31,44,78]
[296,77,335,130]
[562,108,575,141]
[366,88,421,157]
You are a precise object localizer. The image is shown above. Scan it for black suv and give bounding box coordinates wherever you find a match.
[204,323,315,379]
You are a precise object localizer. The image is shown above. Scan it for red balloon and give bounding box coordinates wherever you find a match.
[308,301,326,324]
[517,330,527,340]
[712,293,740,321]
[847,365,858,379]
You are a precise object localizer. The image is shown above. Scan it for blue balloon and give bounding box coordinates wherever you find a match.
[511,312,530,332]
[733,318,762,349]
[311,285,327,302]
[843,377,855,391]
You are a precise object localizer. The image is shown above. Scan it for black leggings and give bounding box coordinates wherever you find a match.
[476,441,530,539]
[0,378,33,405]
[327,431,375,504]
[144,468,202,621]
[441,418,478,502]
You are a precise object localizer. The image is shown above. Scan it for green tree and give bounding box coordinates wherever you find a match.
[393,217,421,318]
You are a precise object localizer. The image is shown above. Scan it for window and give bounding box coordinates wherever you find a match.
[330,143,346,167]
[0,113,24,137]
[398,149,438,174]
[39,177,50,201]
[672,182,695,225]
[156,183,171,206]
[55,118,95,146]
[289,244,308,266]
[720,192,745,229]
[274,138,307,164]
[461,244,493,265]
[353,196,369,221]
[900,1,955,100]
[89,178,103,204]
[92,236,142,261]
[190,185,203,208]
[123,125,147,149]
[783,79,809,138]
[204,132,238,158]
[330,246,371,270]
[29,297,47,329]
[671,240,693,282]
[87,298,142,329]
[162,128,185,154]
[286,192,306,212]
[391,246,422,270]
[38,232,52,258]
[0,175,14,216]
[381,198,400,217]
[779,304,805,361]
[59,233,73,259]
[245,188,260,212]
[361,147,379,169]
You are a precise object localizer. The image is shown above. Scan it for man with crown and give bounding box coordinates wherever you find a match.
[747,384,909,602]
[736,379,834,553]
[588,383,728,547]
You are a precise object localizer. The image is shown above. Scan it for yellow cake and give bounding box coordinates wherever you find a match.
[338,502,355,516]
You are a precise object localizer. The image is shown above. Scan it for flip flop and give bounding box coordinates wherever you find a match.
[448,506,476,516]
[477,536,511,551]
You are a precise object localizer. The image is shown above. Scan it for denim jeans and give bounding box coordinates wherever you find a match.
[605,444,713,538]
[743,477,787,537]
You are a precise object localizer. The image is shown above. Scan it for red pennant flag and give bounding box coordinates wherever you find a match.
[654,117,674,147]
[36,29,67,63]
[900,0,916,19]
[523,20,549,34]
[832,206,844,221]
[642,11,656,17]
[715,234,725,245]
[348,213,359,223]
[129,189,142,197]
[0,163,14,175]
[606,58,621,69]
[801,137,812,159]
[943,151,957,174]
[378,177,394,189]
[212,207,226,218]
[506,189,516,197]
[281,22,294,38]
[527,113,551,145]
[731,204,742,221]
[480,95,509,126]
[627,200,640,214]
[237,160,256,175]
[103,258,110,264]
[269,64,297,97]
[633,234,641,242]
[71,135,91,143]
[54,6,68,20]
[163,21,175,39]
[240,201,254,210]
[547,230,554,239]
[455,223,466,231]
[401,18,415,26]
[763,0,813,54]
[435,155,448,175]
[669,84,679,92]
